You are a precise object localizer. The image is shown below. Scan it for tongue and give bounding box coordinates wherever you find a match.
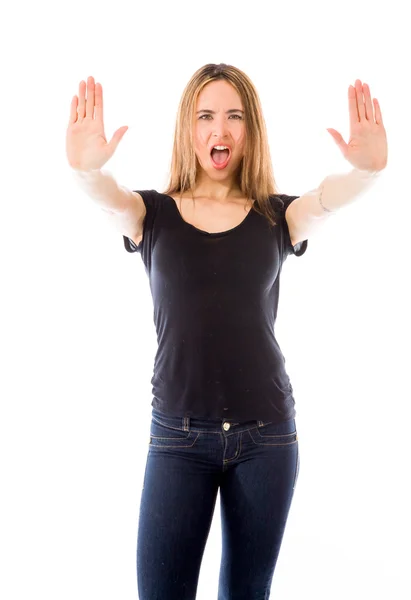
[212,149,229,164]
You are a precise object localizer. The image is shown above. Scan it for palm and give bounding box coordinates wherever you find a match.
[327,79,388,172]
[66,77,128,171]
[67,118,109,169]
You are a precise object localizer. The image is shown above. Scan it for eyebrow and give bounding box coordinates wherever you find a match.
[196,109,244,114]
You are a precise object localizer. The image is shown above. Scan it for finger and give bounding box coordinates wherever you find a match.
[363,82,374,121]
[108,126,128,152]
[355,79,366,121]
[77,80,86,120]
[373,98,383,126]
[348,85,359,130]
[69,95,78,125]
[94,82,104,123]
[85,76,95,119]
[327,128,348,156]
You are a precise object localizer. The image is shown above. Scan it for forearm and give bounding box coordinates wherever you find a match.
[71,168,133,213]
[305,168,383,218]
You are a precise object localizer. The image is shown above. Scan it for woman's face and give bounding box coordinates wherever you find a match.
[193,79,246,180]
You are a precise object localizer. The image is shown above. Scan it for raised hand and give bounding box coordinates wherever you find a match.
[326,79,388,173]
[66,76,128,171]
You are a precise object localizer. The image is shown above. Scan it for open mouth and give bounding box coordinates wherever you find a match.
[210,148,231,169]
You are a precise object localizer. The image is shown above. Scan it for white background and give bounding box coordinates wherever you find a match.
[1,0,410,598]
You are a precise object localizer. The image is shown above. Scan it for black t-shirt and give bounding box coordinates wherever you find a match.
[123,191,308,422]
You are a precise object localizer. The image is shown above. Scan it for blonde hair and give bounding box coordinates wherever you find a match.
[162,63,282,228]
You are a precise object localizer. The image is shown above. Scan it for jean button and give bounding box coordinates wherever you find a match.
[223,422,231,431]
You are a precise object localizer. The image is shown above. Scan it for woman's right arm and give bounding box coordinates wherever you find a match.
[67,76,145,244]
[71,168,146,243]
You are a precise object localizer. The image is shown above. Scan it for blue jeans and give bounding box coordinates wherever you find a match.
[137,407,300,600]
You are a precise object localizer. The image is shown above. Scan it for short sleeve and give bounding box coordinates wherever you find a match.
[123,190,156,254]
[275,194,308,258]
[123,236,140,252]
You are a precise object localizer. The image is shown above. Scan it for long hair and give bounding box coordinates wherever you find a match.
[162,63,282,228]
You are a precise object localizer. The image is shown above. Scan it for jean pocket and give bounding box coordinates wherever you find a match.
[149,416,200,448]
[248,420,298,446]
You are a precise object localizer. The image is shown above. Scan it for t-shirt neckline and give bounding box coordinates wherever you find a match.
[161,193,254,238]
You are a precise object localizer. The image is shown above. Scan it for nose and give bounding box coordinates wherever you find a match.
[212,117,230,138]
[213,128,228,139]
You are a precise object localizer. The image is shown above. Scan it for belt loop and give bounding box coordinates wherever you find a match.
[183,416,190,431]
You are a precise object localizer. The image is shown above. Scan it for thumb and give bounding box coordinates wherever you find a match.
[326,128,348,155]
[108,126,129,153]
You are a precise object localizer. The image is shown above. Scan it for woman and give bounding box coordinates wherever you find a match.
[67,63,387,599]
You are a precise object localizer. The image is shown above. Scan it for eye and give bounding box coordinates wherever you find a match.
[198,114,243,120]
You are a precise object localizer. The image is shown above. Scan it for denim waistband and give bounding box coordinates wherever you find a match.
[151,407,296,434]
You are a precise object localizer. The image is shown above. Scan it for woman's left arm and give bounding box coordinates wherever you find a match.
[287,79,388,246]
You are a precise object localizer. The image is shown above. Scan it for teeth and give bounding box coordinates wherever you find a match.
[213,145,229,150]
